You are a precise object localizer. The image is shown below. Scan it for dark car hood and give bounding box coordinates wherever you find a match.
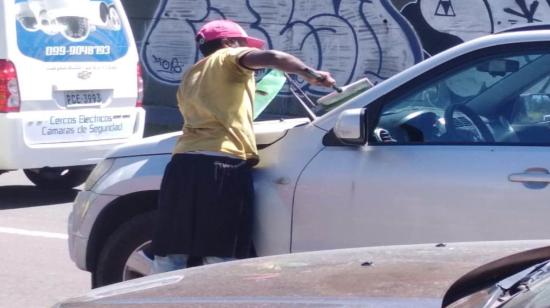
[58,240,550,307]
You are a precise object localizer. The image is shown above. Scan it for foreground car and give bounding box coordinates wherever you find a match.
[58,240,550,307]
[70,30,550,287]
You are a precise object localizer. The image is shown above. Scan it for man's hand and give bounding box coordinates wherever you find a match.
[300,68,336,88]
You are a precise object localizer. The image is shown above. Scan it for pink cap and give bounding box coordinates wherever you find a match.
[196,20,265,49]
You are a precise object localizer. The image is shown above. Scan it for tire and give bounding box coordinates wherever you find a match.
[93,212,155,288]
[23,165,93,189]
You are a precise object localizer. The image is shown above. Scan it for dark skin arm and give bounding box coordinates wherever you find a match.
[241,50,336,88]
[221,38,336,88]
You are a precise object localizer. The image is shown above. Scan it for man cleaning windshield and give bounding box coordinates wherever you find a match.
[151,19,336,273]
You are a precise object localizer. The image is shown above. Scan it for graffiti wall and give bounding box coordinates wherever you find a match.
[122,0,550,113]
[402,0,550,56]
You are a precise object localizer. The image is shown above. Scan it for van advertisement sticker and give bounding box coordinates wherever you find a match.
[15,0,129,62]
[23,109,137,144]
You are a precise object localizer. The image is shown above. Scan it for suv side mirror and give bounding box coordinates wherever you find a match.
[333,108,367,145]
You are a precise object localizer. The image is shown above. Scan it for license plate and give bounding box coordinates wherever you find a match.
[65,90,103,106]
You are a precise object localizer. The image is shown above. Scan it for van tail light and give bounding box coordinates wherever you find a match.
[136,63,143,107]
[0,60,21,113]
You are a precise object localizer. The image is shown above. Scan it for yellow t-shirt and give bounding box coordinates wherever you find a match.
[173,47,258,161]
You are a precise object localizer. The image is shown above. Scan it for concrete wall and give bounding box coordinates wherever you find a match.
[122,0,550,126]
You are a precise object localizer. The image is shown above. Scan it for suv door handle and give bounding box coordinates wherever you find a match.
[509,168,550,183]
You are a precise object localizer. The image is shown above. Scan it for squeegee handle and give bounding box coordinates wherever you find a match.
[303,68,342,93]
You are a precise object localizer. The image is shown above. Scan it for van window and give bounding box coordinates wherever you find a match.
[15,0,129,62]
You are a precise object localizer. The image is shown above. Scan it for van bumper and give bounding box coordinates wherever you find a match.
[0,107,145,170]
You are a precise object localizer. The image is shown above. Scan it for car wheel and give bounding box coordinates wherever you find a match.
[93,212,155,288]
[23,165,93,189]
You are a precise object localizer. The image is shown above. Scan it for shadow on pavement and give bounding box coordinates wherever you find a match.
[0,186,79,209]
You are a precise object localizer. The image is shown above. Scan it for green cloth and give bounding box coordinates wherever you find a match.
[254,70,287,119]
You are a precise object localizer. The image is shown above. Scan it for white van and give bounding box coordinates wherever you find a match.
[0,0,145,189]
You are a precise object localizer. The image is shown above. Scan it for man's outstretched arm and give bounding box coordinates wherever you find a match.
[240,50,336,88]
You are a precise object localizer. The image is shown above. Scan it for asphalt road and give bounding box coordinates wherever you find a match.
[0,170,90,308]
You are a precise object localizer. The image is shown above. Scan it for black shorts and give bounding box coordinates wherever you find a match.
[151,153,254,258]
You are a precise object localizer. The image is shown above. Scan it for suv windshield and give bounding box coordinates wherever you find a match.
[256,69,372,120]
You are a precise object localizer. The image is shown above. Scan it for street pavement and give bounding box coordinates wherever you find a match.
[0,170,90,307]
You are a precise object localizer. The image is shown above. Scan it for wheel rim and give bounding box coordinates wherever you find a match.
[24,166,92,189]
[29,167,75,181]
[123,240,153,281]
[32,167,71,180]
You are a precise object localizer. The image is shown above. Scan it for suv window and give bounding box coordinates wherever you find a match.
[373,51,550,145]
[254,70,310,121]
[511,77,550,125]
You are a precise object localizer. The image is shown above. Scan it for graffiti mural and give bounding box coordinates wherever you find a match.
[402,0,550,56]
[122,0,550,117]
[140,0,423,96]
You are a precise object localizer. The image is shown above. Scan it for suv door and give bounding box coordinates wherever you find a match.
[292,42,550,252]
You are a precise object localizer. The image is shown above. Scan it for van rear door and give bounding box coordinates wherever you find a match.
[12,0,142,145]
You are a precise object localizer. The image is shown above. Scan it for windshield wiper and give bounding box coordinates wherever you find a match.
[483,260,550,308]
[284,73,317,119]
[284,73,317,107]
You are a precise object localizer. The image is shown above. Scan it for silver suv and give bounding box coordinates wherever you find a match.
[70,31,550,287]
